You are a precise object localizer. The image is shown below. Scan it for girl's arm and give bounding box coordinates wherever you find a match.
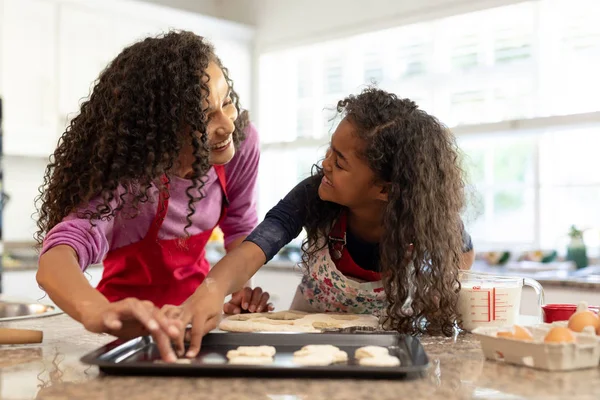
[461,249,475,270]
[38,236,180,361]
[176,177,314,357]
[36,214,113,321]
[37,244,109,321]
[460,223,475,270]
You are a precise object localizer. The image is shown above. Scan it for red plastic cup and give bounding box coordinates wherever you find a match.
[541,304,600,323]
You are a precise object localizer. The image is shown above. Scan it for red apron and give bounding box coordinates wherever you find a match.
[96,166,228,307]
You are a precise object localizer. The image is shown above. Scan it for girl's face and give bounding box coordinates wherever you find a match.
[178,62,238,177]
[318,118,388,208]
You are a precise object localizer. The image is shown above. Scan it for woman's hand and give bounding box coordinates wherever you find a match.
[223,287,274,315]
[78,298,182,362]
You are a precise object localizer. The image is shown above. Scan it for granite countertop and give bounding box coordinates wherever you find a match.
[1,314,599,400]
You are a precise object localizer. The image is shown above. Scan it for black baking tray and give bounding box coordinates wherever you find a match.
[80,330,429,379]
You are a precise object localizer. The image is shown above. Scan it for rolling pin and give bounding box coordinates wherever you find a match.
[0,328,43,344]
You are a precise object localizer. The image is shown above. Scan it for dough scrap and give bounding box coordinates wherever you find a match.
[228,356,274,365]
[226,346,276,358]
[219,311,379,333]
[359,355,401,367]
[354,346,390,359]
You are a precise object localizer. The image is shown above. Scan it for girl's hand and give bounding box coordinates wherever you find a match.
[78,298,182,362]
[161,287,274,358]
[223,287,274,315]
[165,283,226,359]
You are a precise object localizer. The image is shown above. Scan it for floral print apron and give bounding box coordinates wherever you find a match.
[295,212,388,316]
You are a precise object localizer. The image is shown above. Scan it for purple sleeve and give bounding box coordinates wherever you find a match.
[220,123,260,247]
[39,196,117,271]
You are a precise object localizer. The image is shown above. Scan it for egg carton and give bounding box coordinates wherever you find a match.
[472,324,600,371]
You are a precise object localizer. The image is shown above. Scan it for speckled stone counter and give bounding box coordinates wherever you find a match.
[1,314,599,400]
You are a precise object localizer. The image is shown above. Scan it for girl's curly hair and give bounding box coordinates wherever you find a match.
[35,30,248,246]
[301,87,465,336]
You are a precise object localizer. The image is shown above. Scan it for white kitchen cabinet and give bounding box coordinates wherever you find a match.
[0,0,59,157]
[57,5,119,121]
[252,267,303,310]
[3,266,103,305]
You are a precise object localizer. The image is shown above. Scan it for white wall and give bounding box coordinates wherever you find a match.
[2,156,47,242]
[250,0,528,50]
[140,0,260,26]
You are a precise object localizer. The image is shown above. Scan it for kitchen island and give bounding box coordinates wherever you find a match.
[1,315,598,400]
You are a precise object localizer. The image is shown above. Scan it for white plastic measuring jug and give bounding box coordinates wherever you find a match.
[457,271,545,331]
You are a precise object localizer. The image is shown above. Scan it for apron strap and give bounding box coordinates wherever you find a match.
[146,168,228,242]
[146,175,171,241]
[213,165,229,208]
[328,210,347,259]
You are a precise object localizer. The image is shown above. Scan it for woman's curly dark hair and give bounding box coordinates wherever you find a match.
[34,30,248,246]
[301,87,465,336]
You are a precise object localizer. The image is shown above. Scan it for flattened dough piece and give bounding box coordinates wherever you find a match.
[226,345,276,359]
[228,356,274,365]
[153,358,192,364]
[294,344,340,354]
[359,355,401,367]
[293,353,335,366]
[354,346,390,359]
[294,345,348,363]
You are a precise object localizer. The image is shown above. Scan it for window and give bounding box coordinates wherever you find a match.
[258,0,600,254]
[449,91,487,126]
[323,107,341,136]
[324,56,344,94]
[398,43,427,77]
[491,81,534,121]
[297,59,313,99]
[460,135,536,246]
[296,107,313,139]
[494,28,532,64]
[451,34,480,70]
[363,52,384,84]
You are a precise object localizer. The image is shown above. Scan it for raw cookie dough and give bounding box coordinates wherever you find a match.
[293,353,335,366]
[226,345,276,358]
[294,345,348,363]
[153,358,192,364]
[228,356,274,365]
[219,311,379,333]
[358,355,401,367]
[354,346,390,359]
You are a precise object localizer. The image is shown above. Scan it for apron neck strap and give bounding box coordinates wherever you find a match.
[328,210,347,260]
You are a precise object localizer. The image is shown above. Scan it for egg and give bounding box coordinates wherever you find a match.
[496,331,514,339]
[567,302,600,333]
[544,326,576,343]
[496,325,534,341]
[512,325,534,341]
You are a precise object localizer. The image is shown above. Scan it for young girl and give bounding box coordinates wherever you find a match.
[167,87,475,359]
[35,31,270,362]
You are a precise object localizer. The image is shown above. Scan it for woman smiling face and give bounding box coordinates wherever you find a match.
[177,61,239,178]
